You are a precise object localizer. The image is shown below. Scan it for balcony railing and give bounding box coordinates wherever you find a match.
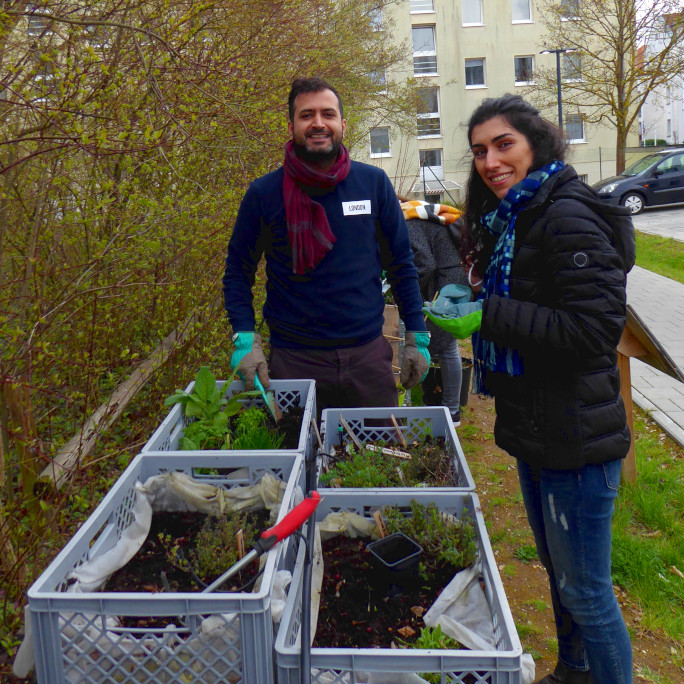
[417,117,441,137]
[410,0,435,12]
[413,55,438,76]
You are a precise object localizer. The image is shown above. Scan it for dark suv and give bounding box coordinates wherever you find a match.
[592,149,684,214]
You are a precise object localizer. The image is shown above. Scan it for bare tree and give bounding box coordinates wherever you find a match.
[0,0,416,646]
[535,0,684,173]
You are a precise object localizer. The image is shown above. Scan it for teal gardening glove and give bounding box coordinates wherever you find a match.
[423,300,483,340]
[400,332,431,389]
[230,332,270,391]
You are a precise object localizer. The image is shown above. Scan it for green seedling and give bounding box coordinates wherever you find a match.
[384,500,477,578]
[164,366,267,450]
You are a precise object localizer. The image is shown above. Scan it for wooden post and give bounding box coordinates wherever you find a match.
[614,305,684,485]
[617,351,637,483]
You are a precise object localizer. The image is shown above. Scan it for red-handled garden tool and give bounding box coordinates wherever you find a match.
[202,491,321,593]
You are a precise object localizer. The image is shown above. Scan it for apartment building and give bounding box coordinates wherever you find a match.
[638,14,684,146]
[355,0,619,201]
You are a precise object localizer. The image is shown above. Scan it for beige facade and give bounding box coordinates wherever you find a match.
[354,0,620,201]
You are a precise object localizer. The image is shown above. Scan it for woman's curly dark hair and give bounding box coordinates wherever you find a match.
[462,94,567,278]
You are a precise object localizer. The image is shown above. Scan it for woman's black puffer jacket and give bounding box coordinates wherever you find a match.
[479,165,636,470]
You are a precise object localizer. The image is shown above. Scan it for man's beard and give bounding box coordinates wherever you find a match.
[292,133,342,165]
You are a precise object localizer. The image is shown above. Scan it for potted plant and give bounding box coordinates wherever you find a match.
[142,367,316,457]
[22,452,305,684]
[319,406,475,490]
[275,490,525,684]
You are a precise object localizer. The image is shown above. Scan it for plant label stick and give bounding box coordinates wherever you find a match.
[339,414,363,451]
[364,444,411,459]
[236,529,245,560]
[389,414,408,448]
[312,416,324,452]
[373,510,388,538]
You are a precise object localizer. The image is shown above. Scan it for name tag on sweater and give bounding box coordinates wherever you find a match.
[342,200,371,216]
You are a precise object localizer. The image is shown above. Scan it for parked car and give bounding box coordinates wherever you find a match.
[592,149,684,214]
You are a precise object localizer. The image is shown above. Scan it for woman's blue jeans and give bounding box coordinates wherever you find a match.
[517,459,632,683]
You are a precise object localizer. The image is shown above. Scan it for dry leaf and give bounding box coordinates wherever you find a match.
[397,625,416,638]
[670,565,684,579]
[410,605,426,618]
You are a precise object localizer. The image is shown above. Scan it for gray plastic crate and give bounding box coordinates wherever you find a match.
[319,406,475,490]
[142,378,316,458]
[275,490,523,684]
[27,453,304,684]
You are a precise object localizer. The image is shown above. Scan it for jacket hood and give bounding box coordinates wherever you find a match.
[530,165,636,274]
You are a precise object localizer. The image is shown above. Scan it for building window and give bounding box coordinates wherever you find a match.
[369,69,387,92]
[27,12,51,36]
[465,59,486,87]
[410,0,435,12]
[512,0,532,22]
[417,87,441,137]
[462,0,483,25]
[412,26,438,76]
[370,127,391,157]
[419,149,444,181]
[562,52,582,81]
[369,7,384,31]
[514,56,534,84]
[560,0,580,19]
[34,59,56,82]
[565,115,584,141]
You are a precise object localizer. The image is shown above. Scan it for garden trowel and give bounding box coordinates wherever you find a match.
[202,491,321,593]
[255,375,282,422]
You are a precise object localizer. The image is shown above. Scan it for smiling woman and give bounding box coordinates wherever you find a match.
[469,116,534,199]
[429,93,636,684]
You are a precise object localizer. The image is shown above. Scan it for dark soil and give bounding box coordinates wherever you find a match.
[313,536,464,649]
[320,435,456,488]
[104,509,269,629]
[270,404,304,449]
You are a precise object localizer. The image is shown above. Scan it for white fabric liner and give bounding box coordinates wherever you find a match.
[14,471,299,681]
[307,510,535,684]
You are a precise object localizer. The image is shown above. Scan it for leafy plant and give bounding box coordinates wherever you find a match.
[384,501,477,577]
[229,408,284,450]
[159,508,260,585]
[411,624,461,649]
[320,437,454,488]
[320,445,397,488]
[514,544,538,563]
[163,366,260,450]
[399,625,463,683]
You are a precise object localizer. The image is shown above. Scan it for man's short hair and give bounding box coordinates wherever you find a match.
[288,77,344,121]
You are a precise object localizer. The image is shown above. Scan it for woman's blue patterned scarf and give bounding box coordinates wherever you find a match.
[472,160,566,394]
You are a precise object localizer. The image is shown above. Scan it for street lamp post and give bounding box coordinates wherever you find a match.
[540,48,576,131]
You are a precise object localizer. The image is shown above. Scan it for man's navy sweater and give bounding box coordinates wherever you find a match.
[223,161,426,349]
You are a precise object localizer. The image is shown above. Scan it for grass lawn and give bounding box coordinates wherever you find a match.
[635,231,684,284]
[612,408,684,644]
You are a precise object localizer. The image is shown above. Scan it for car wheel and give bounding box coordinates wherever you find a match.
[621,193,644,215]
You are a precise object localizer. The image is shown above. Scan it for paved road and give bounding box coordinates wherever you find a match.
[627,206,684,447]
[631,203,684,241]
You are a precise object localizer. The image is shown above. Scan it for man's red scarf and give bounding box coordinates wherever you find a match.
[283,140,351,274]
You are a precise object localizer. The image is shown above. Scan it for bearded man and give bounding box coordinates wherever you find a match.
[223,77,429,413]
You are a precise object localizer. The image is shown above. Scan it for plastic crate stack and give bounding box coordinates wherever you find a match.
[275,405,526,684]
[25,378,317,684]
